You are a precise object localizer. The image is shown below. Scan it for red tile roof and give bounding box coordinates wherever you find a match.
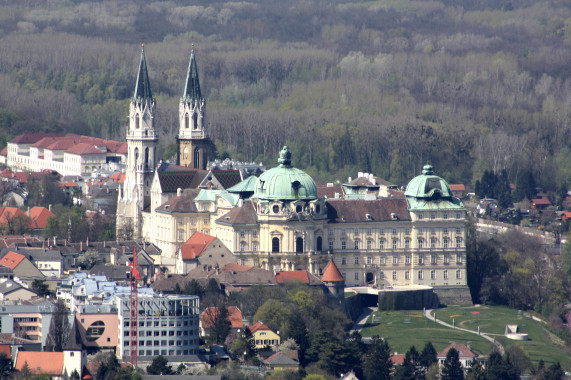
[437,343,478,359]
[449,184,465,192]
[532,198,551,205]
[390,353,405,365]
[0,251,25,270]
[0,148,6,157]
[200,306,243,329]
[110,172,125,183]
[14,351,63,375]
[0,207,27,225]
[29,206,55,229]
[180,232,216,260]
[321,261,345,282]
[275,270,309,284]
[247,321,272,333]
[11,133,69,144]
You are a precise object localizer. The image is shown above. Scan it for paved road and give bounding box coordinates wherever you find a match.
[349,306,376,335]
[424,308,504,354]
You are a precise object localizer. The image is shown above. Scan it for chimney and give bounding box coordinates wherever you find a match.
[80,241,83,251]
[238,199,243,207]
[358,172,363,178]
[348,177,352,183]
[48,204,52,212]
[27,207,30,217]
[53,236,57,246]
[177,188,182,197]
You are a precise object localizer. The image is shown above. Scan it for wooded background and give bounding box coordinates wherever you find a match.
[2,0,571,189]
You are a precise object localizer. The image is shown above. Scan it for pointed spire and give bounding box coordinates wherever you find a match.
[133,44,153,102]
[182,49,203,103]
[321,260,345,282]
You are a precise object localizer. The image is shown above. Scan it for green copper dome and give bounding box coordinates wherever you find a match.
[405,164,453,199]
[254,146,317,201]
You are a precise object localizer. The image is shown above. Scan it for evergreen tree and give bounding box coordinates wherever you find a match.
[441,348,464,380]
[147,355,173,375]
[541,362,564,380]
[486,352,519,380]
[286,311,309,365]
[362,336,392,380]
[0,352,11,380]
[395,346,424,380]
[514,170,536,202]
[419,341,437,369]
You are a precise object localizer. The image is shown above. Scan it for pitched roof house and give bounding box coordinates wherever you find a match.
[199,306,244,337]
[437,343,480,370]
[176,232,235,274]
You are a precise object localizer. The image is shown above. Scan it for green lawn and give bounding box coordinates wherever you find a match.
[360,305,571,370]
[437,305,571,370]
[360,310,493,355]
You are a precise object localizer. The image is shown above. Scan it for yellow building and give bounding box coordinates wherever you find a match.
[247,321,280,349]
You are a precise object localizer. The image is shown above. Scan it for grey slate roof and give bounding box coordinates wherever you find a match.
[158,170,207,193]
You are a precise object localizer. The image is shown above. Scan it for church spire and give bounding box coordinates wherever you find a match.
[133,45,153,102]
[182,49,202,104]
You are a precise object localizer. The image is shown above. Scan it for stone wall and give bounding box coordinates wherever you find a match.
[433,286,472,305]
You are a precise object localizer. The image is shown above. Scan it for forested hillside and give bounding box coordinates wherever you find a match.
[2,0,571,188]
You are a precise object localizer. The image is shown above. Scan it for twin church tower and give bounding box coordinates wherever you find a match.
[117,46,212,239]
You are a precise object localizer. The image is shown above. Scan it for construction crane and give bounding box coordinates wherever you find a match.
[129,246,142,367]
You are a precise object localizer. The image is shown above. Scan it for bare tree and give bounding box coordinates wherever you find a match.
[45,300,71,352]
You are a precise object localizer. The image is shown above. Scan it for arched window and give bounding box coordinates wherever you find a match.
[194,147,200,169]
[272,237,280,253]
[316,236,322,251]
[185,113,190,129]
[296,237,303,253]
[134,147,139,166]
[144,147,149,168]
[193,112,198,129]
[135,114,140,129]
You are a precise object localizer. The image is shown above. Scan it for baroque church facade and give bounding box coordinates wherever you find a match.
[116,47,470,303]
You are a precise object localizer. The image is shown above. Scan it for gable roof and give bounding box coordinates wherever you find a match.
[247,321,272,333]
[208,170,243,189]
[263,351,299,366]
[0,251,25,270]
[316,185,343,199]
[0,207,27,225]
[321,261,345,282]
[437,343,478,359]
[532,198,551,205]
[275,270,309,284]
[156,188,200,213]
[200,306,243,329]
[180,232,216,260]
[14,351,64,375]
[28,206,55,229]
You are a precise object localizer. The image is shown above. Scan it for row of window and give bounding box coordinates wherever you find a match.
[341,253,463,265]
[332,237,463,250]
[329,224,463,236]
[126,349,197,357]
[124,339,197,347]
[346,269,463,281]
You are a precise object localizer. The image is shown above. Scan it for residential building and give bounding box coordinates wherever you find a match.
[247,321,280,349]
[116,294,200,362]
[75,304,119,354]
[0,278,36,302]
[437,343,481,371]
[0,251,44,285]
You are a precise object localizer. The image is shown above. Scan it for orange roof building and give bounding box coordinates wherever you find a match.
[14,351,64,376]
[0,251,25,270]
[180,232,216,260]
[28,206,55,229]
[199,306,244,337]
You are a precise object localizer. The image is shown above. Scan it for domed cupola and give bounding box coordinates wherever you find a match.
[405,164,453,200]
[254,146,317,201]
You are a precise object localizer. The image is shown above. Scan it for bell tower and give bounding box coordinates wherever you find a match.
[117,45,158,241]
[177,48,211,169]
